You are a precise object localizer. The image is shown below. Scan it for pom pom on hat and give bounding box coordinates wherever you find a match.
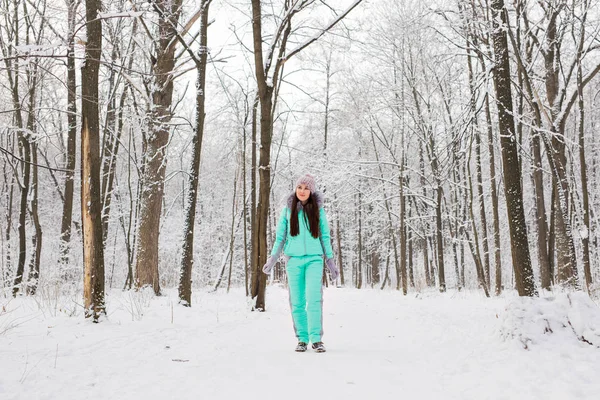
[295,173,317,192]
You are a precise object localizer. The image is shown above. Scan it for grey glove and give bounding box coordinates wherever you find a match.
[263,256,277,274]
[326,258,339,281]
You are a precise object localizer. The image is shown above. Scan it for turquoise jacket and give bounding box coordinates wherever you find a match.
[270,192,334,260]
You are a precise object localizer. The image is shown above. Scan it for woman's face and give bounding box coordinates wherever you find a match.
[296,183,311,203]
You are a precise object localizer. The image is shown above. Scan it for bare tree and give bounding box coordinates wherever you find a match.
[135,0,184,295]
[81,0,106,320]
[249,0,364,310]
[2,0,31,297]
[179,0,212,306]
[490,0,536,296]
[58,0,79,278]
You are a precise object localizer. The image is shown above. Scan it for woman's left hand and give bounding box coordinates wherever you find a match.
[325,258,339,281]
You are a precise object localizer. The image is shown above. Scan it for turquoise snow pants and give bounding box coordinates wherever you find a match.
[286,255,324,344]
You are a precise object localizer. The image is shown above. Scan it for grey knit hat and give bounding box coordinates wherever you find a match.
[295,173,317,192]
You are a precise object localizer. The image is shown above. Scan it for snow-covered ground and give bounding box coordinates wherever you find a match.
[1,285,599,400]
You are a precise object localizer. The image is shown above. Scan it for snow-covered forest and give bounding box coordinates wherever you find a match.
[2,0,600,397]
[2,0,599,305]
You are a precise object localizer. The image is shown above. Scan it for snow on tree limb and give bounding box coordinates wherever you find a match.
[165,0,214,57]
[97,11,144,19]
[283,0,364,63]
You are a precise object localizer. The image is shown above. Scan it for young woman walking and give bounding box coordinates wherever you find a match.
[263,173,339,353]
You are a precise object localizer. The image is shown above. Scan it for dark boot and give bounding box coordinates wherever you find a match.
[312,342,326,353]
[295,342,308,352]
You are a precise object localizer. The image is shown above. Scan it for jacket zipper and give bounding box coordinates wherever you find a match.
[303,210,307,255]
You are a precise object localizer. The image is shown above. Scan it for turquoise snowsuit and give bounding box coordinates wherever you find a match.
[270,192,334,344]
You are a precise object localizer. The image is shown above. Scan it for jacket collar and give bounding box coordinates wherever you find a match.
[287,191,323,210]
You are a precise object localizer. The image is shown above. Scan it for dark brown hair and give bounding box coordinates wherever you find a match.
[290,193,320,238]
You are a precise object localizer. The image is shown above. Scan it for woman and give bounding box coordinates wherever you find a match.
[263,173,339,353]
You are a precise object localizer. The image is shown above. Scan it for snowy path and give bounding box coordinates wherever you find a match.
[1,286,599,400]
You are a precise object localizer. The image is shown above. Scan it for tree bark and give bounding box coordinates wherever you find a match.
[81,0,106,320]
[3,166,15,288]
[577,48,592,290]
[490,0,536,296]
[249,94,258,298]
[100,37,120,245]
[242,95,251,297]
[370,131,403,293]
[7,1,29,296]
[135,0,184,295]
[433,153,445,292]
[179,0,211,306]
[407,213,415,287]
[419,142,431,287]
[250,0,291,309]
[357,189,363,289]
[466,41,491,290]
[541,2,577,288]
[467,139,490,297]
[100,20,138,248]
[27,143,42,295]
[335,194,344,286]
[58,0,78,276]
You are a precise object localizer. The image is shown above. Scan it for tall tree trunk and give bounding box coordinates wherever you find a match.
[450,159,462,291]
[475,125,490,289]
[25,55,41,294]
[4,1,31,296]
[467,0,503,295]
[550,136,578,287]
[226,166,240,293]
[100,39,120,244]
[21,0,45,295]
[399,157,408,294]
[250,0,290,310]
[531,132,551,289]
[510,22,550,291]
[215,171,239,293]
[542,3,578,288]
[81,0,106,320]
[371,132,402,293]
[577,52,592,290]
[407,215,415,287]
[58,0,78,276]
[101,21,137,248]
[490,0,536,296]
[548,185,556,282]
[252,92,272,309]
[335,194,344,286]
[248,0,361,305]
[135,0,184,295]
[27,143,42,295]
[249,94,258,297]
[242,96,250,296]
[357,189,363,289]
[485,94,503,295]
[460,155,468,288]
[122,120,137,290]
[467,140,490,297]
[9,4,29,296]
[179,0,211,306]
[419,141,431,287]
[3,167,15,287]
[434,162,445,292]
[250,0,267,309]
[465,30,490,290]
